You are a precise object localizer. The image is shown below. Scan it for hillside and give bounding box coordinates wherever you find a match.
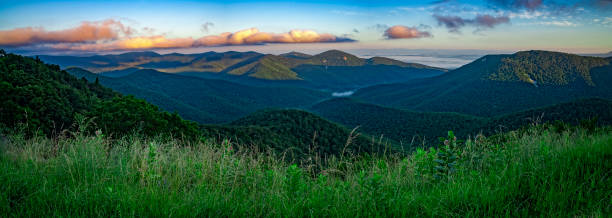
[40,50,446,90]
[311,97,612,144]
[353,50,612,116]
[66,68,330,123]
[200,109,391,158]
[0,52,200,138]
[310,98,485,144]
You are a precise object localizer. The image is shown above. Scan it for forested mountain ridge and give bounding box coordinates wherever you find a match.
[311,97,612,144]
[353,50,612,116]
[0,51,200,138]
[65,67,330,123]
[39,50,446,90]
[200,109,392,158]
[486,50,609,86]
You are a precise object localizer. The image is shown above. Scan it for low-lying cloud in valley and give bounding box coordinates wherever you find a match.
[331,91,355,97]
[0,19,354,51]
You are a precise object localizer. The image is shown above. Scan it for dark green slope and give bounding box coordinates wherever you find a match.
[66,68,330,124]
[354,50,612,116]
[310,98,485,144]
[486,98,612,132]
[0,52,199,138]
[311,97,612,145]
[69,67,219,124]
[201,109,391,158]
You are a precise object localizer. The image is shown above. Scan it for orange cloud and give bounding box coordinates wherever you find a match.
[0,19,132,46]
[384,25,432,39]
[195,28,350,46]
[50,35,195,51]
[1,20,354,51]
[48,28,353,51]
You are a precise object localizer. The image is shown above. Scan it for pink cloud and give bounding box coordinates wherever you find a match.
[383,25,432,39]
[1,22,353,51]
[0,19,132,46]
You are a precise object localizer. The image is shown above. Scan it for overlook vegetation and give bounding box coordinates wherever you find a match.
[1,124,610,217]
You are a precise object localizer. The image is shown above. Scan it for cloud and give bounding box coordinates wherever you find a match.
[0,19,133,47]
[48,35,195,51]
[195,28,353,46]
[200,22,214,33]
[474,15,511,28]
[331,91,354,97]
[429,0,452,5]
[595,0,612,5]
[486,0,543,11]
[434,14,510,33]
[38,27,355,51]
[353,28,359,33]
[369,24,389,31]
[383,25,432,39]
[535,21,579,26]
[433,15,467,32]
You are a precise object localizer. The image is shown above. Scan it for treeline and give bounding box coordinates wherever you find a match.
[491,50,609,86]
[200,109,393,159]
[311,97,612,146]
[0,51,199,139]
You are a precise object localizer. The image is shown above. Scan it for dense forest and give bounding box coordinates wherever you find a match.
[311,97,612,144]
[0,51,200,139]
[201,109,392,159]
[353,50,612,116]
[66,67,329,123]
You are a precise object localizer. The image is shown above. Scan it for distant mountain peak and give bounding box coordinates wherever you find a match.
[311,50,364,66]
[113,51,161,58]
[280,51,312,59]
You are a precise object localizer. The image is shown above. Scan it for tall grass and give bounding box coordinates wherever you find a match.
[0,126,610,217]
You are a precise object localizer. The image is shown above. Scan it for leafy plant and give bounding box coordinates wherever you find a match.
[433,131,460,181]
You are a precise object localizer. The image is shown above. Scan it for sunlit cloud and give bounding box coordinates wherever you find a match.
[383,25,432,39]
[0,19,133,47]
[195,28,352,46]
[0,21,354,51]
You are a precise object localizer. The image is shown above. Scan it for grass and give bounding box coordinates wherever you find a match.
[0,126,610,217]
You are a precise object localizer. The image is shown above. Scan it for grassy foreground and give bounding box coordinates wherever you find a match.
[1,126,611,217]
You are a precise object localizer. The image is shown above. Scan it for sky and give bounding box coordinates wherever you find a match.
[1,0,611,57]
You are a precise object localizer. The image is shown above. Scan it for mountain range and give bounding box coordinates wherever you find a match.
[40,50,446,91]
[66,67,328,123]
[353,50,612,116]
[4,49,612,152]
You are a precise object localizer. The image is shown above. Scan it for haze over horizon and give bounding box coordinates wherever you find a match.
[1,0,611,58]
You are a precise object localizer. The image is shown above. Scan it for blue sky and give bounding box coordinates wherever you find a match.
[1,0,611,54]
